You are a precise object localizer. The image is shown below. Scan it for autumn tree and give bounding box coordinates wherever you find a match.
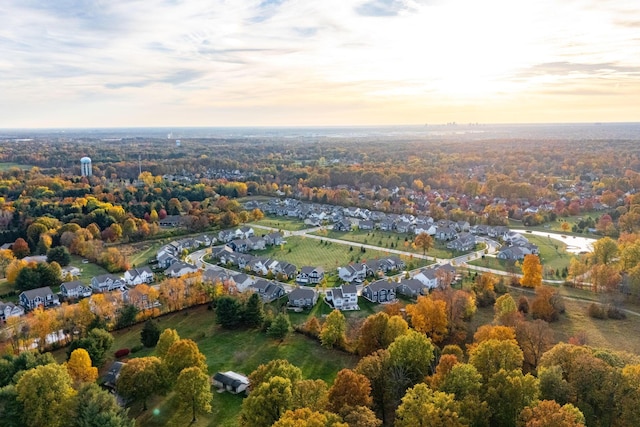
[327,369,373,413]
[16,363,76,427]
[117,357,167,410]
[531,286,564,322]
[406,296,448,344]
[388,330,435,385]
[413,232,434,256]
[515,319,554,369]
[291,379,329,412]
[395,383,464,427]
[494,294,519,325]
[468,338,524,381]
[340,406,382,427]
[156,328,180,358]
[272,408,347,427]
[321,309,347,349]
[355,350,392,424]
[164,339,207,380]
[356,312,408,356]
[0,248,15,277]
[485,369,539,427]
[173,366,213,423]
[66,348,98,386]
[518,400,585,427]
[591,236,618,265]
[520,254,543,288]
[249,359,302,391]
[12,238,30,259]
[239,376,294,427]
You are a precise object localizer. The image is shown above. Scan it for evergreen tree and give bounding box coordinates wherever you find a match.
[140,320,161,348]
[267,313,291,340]
[244,293,265,328]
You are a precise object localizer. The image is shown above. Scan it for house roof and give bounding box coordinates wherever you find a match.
[288,288,316,301]
[61,280,86,291]
[103,361,125,388]
[21,286,55,299]
[342,284,358,294]
[213,371,249,388]
[366,280,396,292]
[398,278,427,292]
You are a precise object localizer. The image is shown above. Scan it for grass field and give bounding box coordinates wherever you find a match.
[252,236,430,273]
[313,229,466,259]
[251,216,309,231]
[104,305,358,427]
[0,162,34,171]
[68,256,110,285]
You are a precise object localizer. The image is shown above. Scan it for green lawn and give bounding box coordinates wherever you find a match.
[252,236,429,273]
[251,216,309,231]
[0,162,34,171]
[105,305,358,427]
[68,256,110,285]
[313,229,464,259]
[120,240,167,268]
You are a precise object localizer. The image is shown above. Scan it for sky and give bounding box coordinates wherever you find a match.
[1,0,639,128]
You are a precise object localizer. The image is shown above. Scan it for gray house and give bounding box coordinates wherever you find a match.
[61,280,93,299]
[362,280,397,303]
[91,274,125,293]
[19,286,60,310]
[287,288,318,309]
[249,280,285,303]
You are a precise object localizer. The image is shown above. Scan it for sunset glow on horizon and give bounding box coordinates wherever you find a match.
[1,0,639,128]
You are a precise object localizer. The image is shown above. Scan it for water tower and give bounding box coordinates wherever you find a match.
[80,157,92,177]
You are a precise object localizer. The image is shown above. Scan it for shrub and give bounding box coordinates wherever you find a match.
[588,303,607,319]
[607,305,627,320]
[518,296,529,314]
[130,344,144,354]
[114,348,130,358]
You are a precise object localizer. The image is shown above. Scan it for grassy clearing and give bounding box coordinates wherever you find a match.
[251,216,309,231]
[253,236,429,273]
[0,162,34,171]
[119,240,167,268]
[313,229,467,259]
[105,305,358,427]
[68,255,110,285]
[525,234,574,276]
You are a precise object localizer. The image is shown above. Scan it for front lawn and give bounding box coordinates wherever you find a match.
[251,216,309,231]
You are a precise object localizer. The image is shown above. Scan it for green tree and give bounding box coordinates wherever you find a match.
[173,367,213,423]
[244,293,265,328]
[71,383,134,427]
[156,328,180,359]
[357,312,408,356]
[239,376,294,427]
[0,384,24,427]
[249,359,303,390]
[291,379,329,412]
[216,296,244,329]
[469,339,524,381]
[267,313,291,340]
[116,357,167,411]
[115,305,139,329]
[485,369,539,427]
[67,328,114,367]
[16,364,76,427]
[140,319,161,348]
[164,339,207,380]
[321,309,347,349]
[46,246,71,266]
[355,350,391,424]
[395,383,464,427]
[440,363,483,400]
[388,330,435,385]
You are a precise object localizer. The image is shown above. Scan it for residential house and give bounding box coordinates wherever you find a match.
[237,226,255,239]
[264,232,285,246]
[378,219,395,231]
[296,266,325,285]
[497,246,527,260]
[249,280,285,303]
[414,224,437,235]
[413,268,439,289]
[232,273,255,292]
[338,263,367,283]
[19,286,60,310]
[0,301,24,322]
[277,262,298,280]
[396,278,429,298]
[102,361,125,391]
[158,215,185,227]
[60,280,93,299]
[325,284,358,310]
[164,261,199,278]
[124,267,154,286]
[91,274,125,293]
[359,220,375,230]
[288,287,318,309]
[212,371,249,394]
[395,221,412,234]
[202,269,234,286]
[362,280,397,303]
[61,266,81,279]
[247,236,266,251]
[156,251,178,269]
[218,229,236,243]
[333,219,352,232]
[446,233,476,252]
[229,239,250,253]
[435,227,458,241]
[488,226,509,238]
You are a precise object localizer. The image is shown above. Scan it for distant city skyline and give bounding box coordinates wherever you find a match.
[2,0,639,128]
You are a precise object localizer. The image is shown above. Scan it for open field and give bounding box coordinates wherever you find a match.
[68,256,110,285]
[508,211,601,237]
[253,236,430,273]
[119,240,167,268]
[251,216,308,231]
[104,305,358,427]
[0,162,34,171]
[313,229,459,259]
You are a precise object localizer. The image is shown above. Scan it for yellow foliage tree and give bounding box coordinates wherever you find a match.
[66,348,98,385]
[520,254,543,288]
[406,296,448,344]
[6,258,28,284]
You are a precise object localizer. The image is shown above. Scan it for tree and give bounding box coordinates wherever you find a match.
[117,357,167,410]
[291,379,329,412]
[272,408,347,427]
[520,254,543,288]
[66,348,98,386]
[12,238,30,259]
[115,304,139,329]
[531,286,562,322]
[340,405,382,427]
[244,292,265,328]
[71,383,134,427]
[67,328,114,367]
[515,319,554,369]
[239,376,294,427]
[173,367,213,423]
[388,330,435,384]
[0,248,16,278]
[485,369,539,427]
[591,237,618,265]
[355,350,391,424]
[249,359,303,390]
[164,339,207,380]
[440,363,483,400]
[468,339,524,381]
[140,319,160,348]
[356,312,408,356]
[406,296,448,343]
[321,309,347,349]
[518,400,585,427]
[473,325,516,345]
[216,296,244,329]
[268,313,292,340]
[16,363,76,427]
[46,246,71,266]
[413,232,434,255]
[494,294,519,325]
[5,259,27,284]
[395,383,464,427]
[327,369,373,413]
[156,328,180,359]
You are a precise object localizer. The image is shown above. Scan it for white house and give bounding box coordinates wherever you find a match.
[338,264,367,283]
[0,301,24,321]
[124,267,154,286]
[164,261,199,278]
[413,268,439,289]
[60,280,93,299]
[325,284,358,310]
[213,371,249,394]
